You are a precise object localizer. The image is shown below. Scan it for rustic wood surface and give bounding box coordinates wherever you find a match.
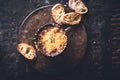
[0,0,119,80]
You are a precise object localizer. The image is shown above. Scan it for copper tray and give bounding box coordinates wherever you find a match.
[18,5,87,75]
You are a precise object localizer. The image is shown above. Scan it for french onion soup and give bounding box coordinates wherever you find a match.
[35,24,67,57]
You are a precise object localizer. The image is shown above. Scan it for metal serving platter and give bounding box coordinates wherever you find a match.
[18,5,87,75]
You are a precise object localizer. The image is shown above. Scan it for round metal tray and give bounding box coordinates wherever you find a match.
[18,5,87,75]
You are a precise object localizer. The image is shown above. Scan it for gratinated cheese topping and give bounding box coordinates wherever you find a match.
[36,26,67,56]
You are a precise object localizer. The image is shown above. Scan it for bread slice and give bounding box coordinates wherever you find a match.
[51,3,65,25]
[60,12,82,25]
[69,0,88,14]
[17,43,36,60]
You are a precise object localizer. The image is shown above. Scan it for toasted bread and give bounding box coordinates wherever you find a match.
[60,12,82,25]
[51,3,65,25]
[69,0,88,14]
[17,43,36,60]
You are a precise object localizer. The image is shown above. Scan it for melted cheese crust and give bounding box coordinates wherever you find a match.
[37,26,67,56]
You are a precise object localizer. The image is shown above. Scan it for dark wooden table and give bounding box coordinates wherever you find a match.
[0,0,119,80]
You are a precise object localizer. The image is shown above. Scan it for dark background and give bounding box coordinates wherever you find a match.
[0,0,120,80]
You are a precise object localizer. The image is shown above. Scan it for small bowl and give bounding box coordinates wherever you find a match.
[34,23,68,57]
